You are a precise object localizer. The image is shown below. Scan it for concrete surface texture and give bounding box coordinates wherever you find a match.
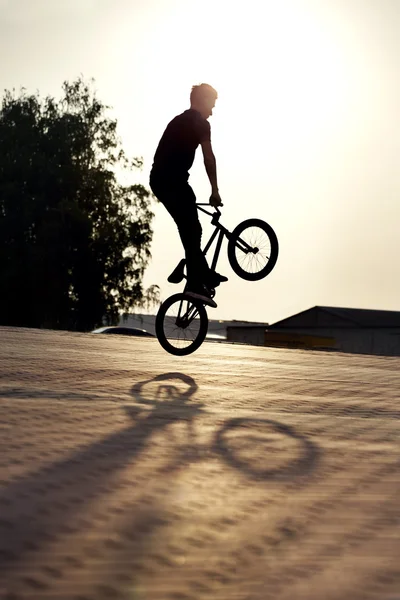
[0,326,399,600]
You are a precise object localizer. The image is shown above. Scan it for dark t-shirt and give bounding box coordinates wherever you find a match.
[150,109,211,183]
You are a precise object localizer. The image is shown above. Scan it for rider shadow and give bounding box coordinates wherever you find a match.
[128,372,206,466]
[0,373,203,578]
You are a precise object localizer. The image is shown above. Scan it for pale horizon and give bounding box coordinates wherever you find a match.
[1,0,399,324]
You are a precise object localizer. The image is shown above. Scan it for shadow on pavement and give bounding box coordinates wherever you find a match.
[0,373,203,580]
[214,417,319,480]
[0,371,320,594]
[131,372,198,403]
[130,373,320,481]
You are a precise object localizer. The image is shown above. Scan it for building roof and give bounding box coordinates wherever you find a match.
[270,306,400,329]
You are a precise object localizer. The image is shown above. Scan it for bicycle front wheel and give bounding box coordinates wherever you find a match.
[227,218,279,281]
[155,293,208,356]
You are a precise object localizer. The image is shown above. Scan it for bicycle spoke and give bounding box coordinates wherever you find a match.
[235,225,272,275]
[162,298,202,350]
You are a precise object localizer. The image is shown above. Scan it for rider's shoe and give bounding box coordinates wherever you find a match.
[185,285,217,308]
[207,271,228,288]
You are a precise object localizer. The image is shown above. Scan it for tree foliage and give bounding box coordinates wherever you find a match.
[0,77,159,331]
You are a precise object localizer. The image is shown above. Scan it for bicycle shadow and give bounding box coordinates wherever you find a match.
[0,371,320,588]
[130,374,320,482]
[91,376,321,597]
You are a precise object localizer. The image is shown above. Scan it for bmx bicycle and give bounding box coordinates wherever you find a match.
[155,204,279,356]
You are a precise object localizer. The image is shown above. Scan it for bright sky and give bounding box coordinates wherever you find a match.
[1,0,399,324]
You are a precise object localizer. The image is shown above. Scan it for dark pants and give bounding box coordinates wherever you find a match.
[150,177,211,288]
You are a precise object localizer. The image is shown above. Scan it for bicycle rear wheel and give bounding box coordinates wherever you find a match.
[227,218,279,281]
[155,293,208,356]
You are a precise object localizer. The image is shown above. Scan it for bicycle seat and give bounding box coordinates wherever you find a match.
[168,259,186,284]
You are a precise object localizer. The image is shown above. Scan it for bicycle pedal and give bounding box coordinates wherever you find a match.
[167,259,186,284]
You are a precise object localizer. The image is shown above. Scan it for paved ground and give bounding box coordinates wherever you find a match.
[0,326,399,600]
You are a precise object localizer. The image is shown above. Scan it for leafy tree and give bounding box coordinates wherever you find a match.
[0,77,159,331]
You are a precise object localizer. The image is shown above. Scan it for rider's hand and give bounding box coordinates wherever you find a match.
[209,192,223,208]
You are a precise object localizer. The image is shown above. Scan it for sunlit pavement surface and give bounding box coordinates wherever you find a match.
[0,326,399,600]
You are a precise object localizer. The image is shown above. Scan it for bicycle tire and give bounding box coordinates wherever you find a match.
[227,218,279,281]
[155,293,209,356]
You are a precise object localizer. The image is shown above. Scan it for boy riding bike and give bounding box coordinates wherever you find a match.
[149,83,227,308]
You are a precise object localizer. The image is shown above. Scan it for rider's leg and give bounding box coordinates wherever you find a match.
[156,183,212,289]
[175,195,210,289]
[150,179,225,300]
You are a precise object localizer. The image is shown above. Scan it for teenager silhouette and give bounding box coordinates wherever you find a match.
[150,83,227,308]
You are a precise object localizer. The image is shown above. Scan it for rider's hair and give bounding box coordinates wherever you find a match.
[190,83,218,104]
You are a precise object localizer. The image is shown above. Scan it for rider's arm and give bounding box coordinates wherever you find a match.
[201,140,219,195]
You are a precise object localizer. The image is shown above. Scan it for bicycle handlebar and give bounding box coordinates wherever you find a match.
[196,203,221,217]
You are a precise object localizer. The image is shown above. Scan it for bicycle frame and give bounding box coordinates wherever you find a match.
[165,204,227,330]
[196,203,256,271]
[175,299,198,329]
[166,204,264,330]
[168,204,258,286]
[196,203,228,272]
